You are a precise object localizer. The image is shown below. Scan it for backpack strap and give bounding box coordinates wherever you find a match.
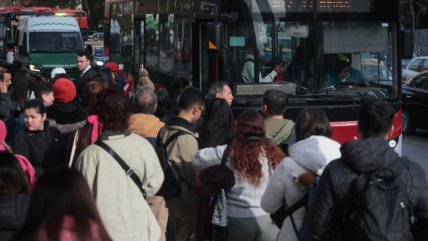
[220,145,230,166]
[161,129,194,188]
[95,140,146,196]
[164,130,190,148]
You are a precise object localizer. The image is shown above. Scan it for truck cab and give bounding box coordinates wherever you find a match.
[15,16,83,80]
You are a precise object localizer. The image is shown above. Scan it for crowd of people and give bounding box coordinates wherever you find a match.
[0,51,428,241]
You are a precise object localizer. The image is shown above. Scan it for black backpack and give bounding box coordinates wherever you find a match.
[343,162,415,241]
[155,128,191,198]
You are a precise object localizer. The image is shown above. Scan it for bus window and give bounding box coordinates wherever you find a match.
[319,21,396,96]
[159,14,174,74]
[175,18,192,78]
[145,14,159,71]
[226,20,313,94]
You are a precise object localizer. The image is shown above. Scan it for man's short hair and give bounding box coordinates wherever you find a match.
[207,81,228,98]
[179,87,204,110]
[77,51,92,61]
[263,89,288,115]
[33,82,53,100]
[358,98,395,138]
[0,69,12,81]
[133,87,157,114]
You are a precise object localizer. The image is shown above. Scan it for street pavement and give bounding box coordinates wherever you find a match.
[402,129,428,173]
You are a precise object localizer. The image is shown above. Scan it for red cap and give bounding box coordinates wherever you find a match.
[52,78,76,104]
[105,62,119,72]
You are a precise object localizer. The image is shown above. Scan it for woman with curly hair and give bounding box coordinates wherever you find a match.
[193,110,284,241]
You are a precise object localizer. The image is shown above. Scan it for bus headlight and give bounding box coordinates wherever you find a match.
[29,64,41,72]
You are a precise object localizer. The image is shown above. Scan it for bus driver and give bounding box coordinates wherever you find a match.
[241,48,284,83]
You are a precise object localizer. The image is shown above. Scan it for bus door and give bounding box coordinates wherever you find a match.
[134,17,145,71]
[196,21,210,94]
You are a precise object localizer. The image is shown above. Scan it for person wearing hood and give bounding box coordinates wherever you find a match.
[261,107,341,241]
[128,87,165,143]
[261,89,295,154]
[12,99,67,178]
[308,98,428,241]
[46,78,86,141]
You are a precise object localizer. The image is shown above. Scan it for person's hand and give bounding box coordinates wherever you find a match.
[273,63,284,74]
[0,81,8,94]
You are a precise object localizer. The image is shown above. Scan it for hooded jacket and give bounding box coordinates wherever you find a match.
[261,135,341,241]
[128,113,165,139]
[308,138,428,241]
[47,101,86,138]
[264,118,296,148]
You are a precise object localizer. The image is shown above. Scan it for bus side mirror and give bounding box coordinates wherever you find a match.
[18,45,28,56]
[401,30,414,59]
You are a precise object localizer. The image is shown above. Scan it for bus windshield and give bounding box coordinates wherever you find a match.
[225,0,398,101]
[29,32,82,53]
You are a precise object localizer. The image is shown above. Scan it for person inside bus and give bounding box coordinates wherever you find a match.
[241,48,285,83]
[322,59,366,88]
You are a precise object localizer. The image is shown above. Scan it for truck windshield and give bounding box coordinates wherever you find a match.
[29,32,82,53]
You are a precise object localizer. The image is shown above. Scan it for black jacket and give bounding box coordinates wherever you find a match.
[308,138,428,241]
[76,67,98,106]
[12,126,67,178]
[0,194,30,241]
[47,101,86,141]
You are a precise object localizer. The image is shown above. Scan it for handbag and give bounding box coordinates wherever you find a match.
[95,140,168,241]
[193,146,235,241]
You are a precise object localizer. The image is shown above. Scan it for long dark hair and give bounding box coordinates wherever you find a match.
[12,69,32,110]
[12,169,112,241]
[0,151,29,194]
[198,98,234,148]
[230,110,284,187]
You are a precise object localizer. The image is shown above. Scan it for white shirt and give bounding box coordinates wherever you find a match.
[241,54,278,83]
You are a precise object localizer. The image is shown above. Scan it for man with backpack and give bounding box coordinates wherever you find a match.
[157,87,205,241]
[261,89,295,154]
[308,98,428,241]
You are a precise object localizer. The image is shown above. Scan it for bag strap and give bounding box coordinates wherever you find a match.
[160,129,194,188]
[164,130,190,148]
[95,140,146,196]
[220,145,230,167]
[68,130,79,168]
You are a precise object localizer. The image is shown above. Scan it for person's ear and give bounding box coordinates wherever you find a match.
[261,104,267,113]
[191,106,198,115]
[42,113,47,121]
